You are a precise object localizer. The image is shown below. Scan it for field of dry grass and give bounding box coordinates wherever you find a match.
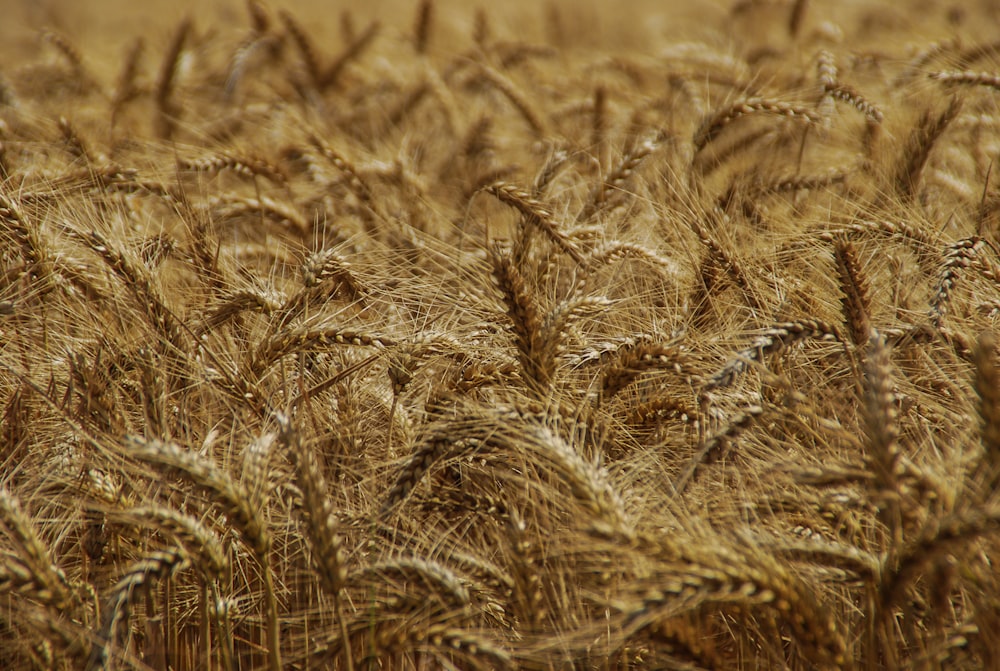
[3,0,1000,669]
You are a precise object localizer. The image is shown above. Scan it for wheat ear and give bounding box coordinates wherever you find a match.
[929,237,984,327]
[930,69,1000,90]
[276,416,347,595]
[124,436,281,671]
[673,404,765,495]
[252,323,394,375]
[276,416,353,671]
[703,320,842,392]
[600,342,701,399]
[280,9,323,87]
[897,97,962,200]
[694,99,818,151]
[881,505,1000,611]
[320,20,380,90]
[862,334,903,559]
[71,229,186,351]
[0,489,72,609]
[474,65,547,137]
[483,182,584,263]
[833,238,873,347]
[155,18,191,138]
[86,549,190,671]
[974,331,1000,494]
[413,0,433,54]
[118,506,227,581]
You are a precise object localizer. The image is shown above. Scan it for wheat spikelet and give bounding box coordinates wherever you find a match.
[0,193,45,277]
[124,436,268,556]
[488,244,546,388]
[539,294,611,365]
[124,436,281,670]
[690,217,765,313]
[70,229,186,350]
[41,28,84,69]
[57,116,95,164]
[349,557,470,608]
[752,169,847,196]
[178,152,287,187]
[242,431,276,513]
[196,287,283,337]
[418,625,513,670]
[504,509,545,627]
[617,542,845,667]
[862,334,904,562]
[626,397,697,426]
[694,99,819,151]
[225,32,282,99]
[204,194,308,236]
[413,0,434,54]
[0,556,68,606]
[591,84,608,164]
[579,240,682,281]
[246,0,270,32]
[300,248,366,296]
[525,419,631,535]
[833,238,873,347]
[580,131,662,220]
[381,433,482,516]
[825,82,884,123]
[788,0,809,37]
[308,134,376,207]
[764,534,879,579]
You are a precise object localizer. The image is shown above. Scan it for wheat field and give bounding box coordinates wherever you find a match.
[3,0,1000,669]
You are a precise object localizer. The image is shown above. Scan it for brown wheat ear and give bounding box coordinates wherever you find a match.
[974,331,1000,494]
[897,96,962,201]
[694,99,819,151]
[155,18,191,139]
[833,238,873,347]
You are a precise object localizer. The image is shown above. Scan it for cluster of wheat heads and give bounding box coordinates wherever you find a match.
[3,0,1000,669]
